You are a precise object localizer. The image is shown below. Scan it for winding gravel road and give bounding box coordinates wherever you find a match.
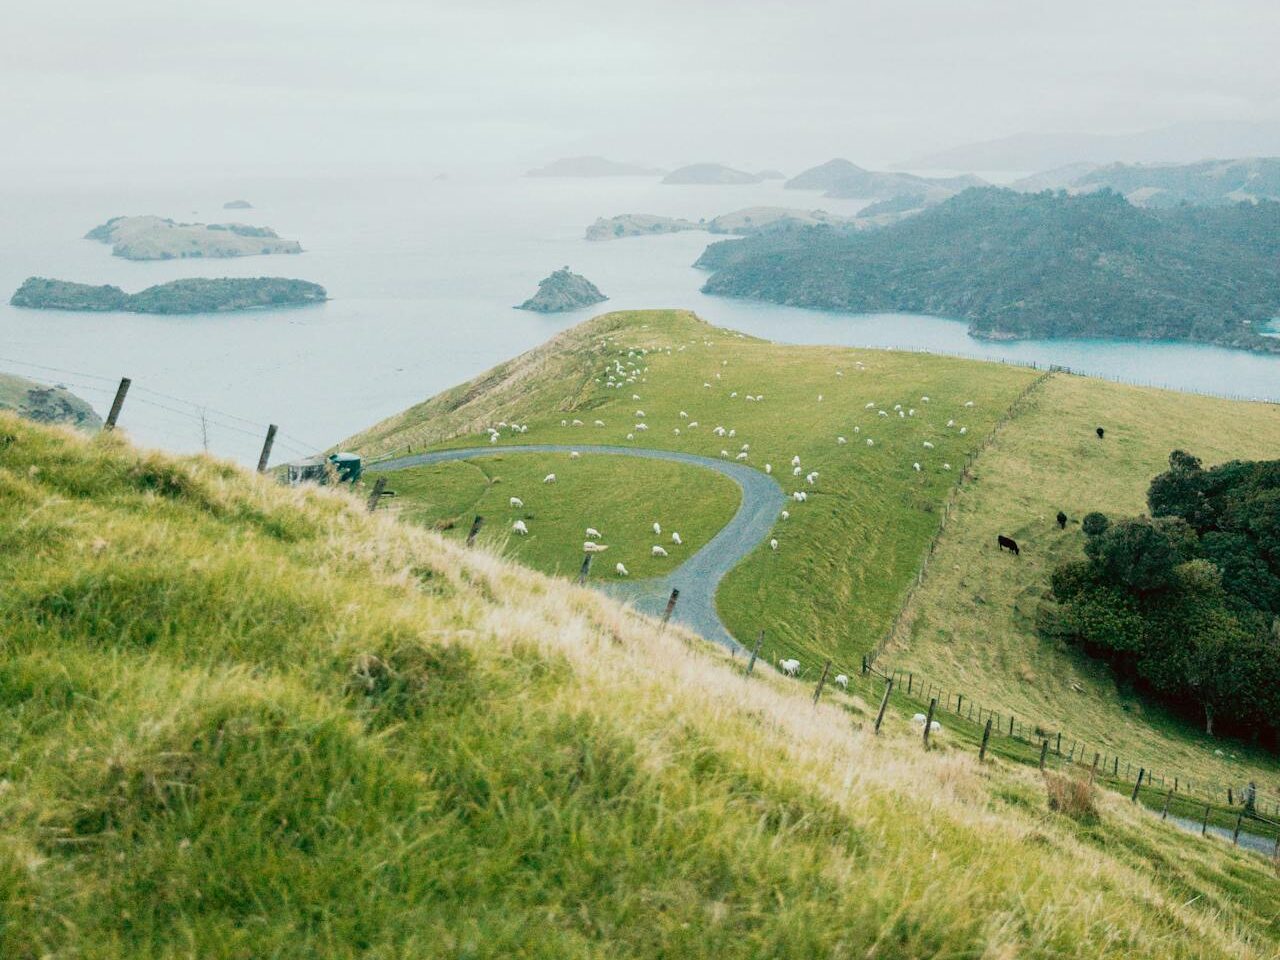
[369,445,786,649]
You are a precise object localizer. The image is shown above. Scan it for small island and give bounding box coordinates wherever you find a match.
[11,277,328,314]
[585,214,702,240]
[85,215,301,260]
[0,372,101,430]
[516,268,607,313]
[223,199,254,209]
[586,206,853,241]
[662,163,764,185]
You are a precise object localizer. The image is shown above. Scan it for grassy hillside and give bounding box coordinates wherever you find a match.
[386,452,740,580]
[348,309,1038,666]
[5,414,1280,957]
[888,371,1280,793]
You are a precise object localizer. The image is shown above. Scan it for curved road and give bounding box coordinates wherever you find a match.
[369,445,786,649]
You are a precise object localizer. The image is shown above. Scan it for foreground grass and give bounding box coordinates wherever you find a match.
[349,309,1037,666]
[384,452,740,580]
[4,414,1280,956]
[889,371,1280,799]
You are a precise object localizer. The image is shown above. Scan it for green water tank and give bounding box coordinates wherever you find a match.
[328,452,362,483]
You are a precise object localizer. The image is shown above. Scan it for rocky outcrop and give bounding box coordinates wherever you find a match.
[516,268,607,313]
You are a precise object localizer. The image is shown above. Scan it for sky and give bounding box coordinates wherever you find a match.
[4,0,1280,173]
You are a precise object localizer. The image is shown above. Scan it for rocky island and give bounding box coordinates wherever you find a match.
[516,268,607,313]
[85,215,301,260]
[11,277,328,314]
[585,214,702,240]
[0,372,101,429]
[661,163,765,185]
[223,199,254,209]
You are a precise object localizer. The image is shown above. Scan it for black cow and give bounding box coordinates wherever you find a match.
[997,534,1020,556]
[1096,427,1105,439]
[1056,511,1067,530]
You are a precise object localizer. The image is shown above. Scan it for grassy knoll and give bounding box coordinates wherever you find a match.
[384,452,740,580]
[4,414,1280,957]
[349,309,1038,666]
[888,371,1280,798]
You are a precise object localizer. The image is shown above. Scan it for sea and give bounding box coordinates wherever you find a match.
[2,164,1278,465]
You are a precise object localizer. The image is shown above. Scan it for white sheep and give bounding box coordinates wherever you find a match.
[834,674,849,689]
[673,428,681,435]
[572,419,583,426]
[582,541,609,553]
[791,455,801,466]
[626,433,634,441]
[735,452,748,461]
[721,450,731,459]
[688,421,698,428]
[779,658,800,676]
[806,471,818,485]
[837,436,847,444]
[964,400,975,407]
[947,419,955,427]
[913,462,921,472]
[764,463,772,474]
[671,532,682,545]
[594,419,605,427]
[878,410,888,417]
[512,520,529,535]
[741,443,750,451]
[912,713,928,723]
[615,562,629,576]
[585,527,602,539]
[635,423,648,431]
[865,402,876,409]
[730,391,738,398]
[960,427,968,435]
[943,463,952,470]
[651,545,668,557]
[543,473,556,484]
[792,491,808,502]
[780,510,789,520]
[679,410,688,418]
[866,438,875,446]
[509,497,524,508]
[570,451,580,459]
[793,466,802,476]
[922,441,934,449]
[921,396,930,402]
[769,538,778,550]
[652,522,661,535]
[728,429,736,438]
[635,410,645,417]
[894,404,902,411]
[714,426,726,436]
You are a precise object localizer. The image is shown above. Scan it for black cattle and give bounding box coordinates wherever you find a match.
[997,534,1020,556]
[1096,427,1105,439]
[1056,511,1067,530]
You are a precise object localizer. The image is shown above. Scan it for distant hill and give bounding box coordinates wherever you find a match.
[526,156,663,177]
[661,163,763,185]
[785,158,985,200]
[11,276,328,314]
[697,187,1280,353]
[0,372,100,429]
[904,120,1280,171]
[516,267,607,312]
[1013,157,1280,208]
[222,199,253,209]
[586,207,854,241]
[86,215,301,260]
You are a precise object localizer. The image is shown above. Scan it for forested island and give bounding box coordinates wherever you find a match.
[697,188,1280,353]
[10,277,328,314]
[86,215,301,260]
[1013,157,1280,207]
[585,206,853,241]
[516,268,607,312]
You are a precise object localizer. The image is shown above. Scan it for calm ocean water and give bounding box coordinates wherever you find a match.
[2,165,1277,464]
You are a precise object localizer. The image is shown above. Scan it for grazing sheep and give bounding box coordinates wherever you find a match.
[728,429,736,438]
[764,463,772,474]
[921,396,930,402]
[792,491,808,502]
[943,463,952,470]
[913,462,921,472]
[964,400,974,407]
[741,443,750,451]
[652,545,668,557]
[672,532,682,545]
[569,451,580,459]
[780,510,790,519]
[635,410,645,417]
[806,472,818,485]
[509,497,524,508]
[894,404,902,411]
[818,394,823,402]
[793,466,802,476]
[543,473,557,484]
[512,520,529,535]
[632,394,641,400]
[834,674,849,689]
[652,522,662,535]
[735,452,748,461]
[865,402,876,409]
[779,658,800,677]
[721,450,731,458]
[635,423,648,431]
[582,541,609,553]
[898,410,906,418]
[714,426,726,436]
[594,419,605,427]
[959,427,967,435]
[866,438,874,446]
[673,428,681,435]
[947,419,955,427]
[879,410,889,417]
[854,426,860,433]
[922,441,934,449]
[730,391,738,398]
[688,421,698,428]
[626,433,634,441]
[679,410,688,418]
[912,713,928,723]
[615,562,629,576]
[585,527,602,539]
[769,538,778,551]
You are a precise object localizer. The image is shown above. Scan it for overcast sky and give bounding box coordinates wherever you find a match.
[4,0,1280,172]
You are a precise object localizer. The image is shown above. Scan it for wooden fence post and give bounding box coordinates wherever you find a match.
[745,630,764,677]
[956,693,963,715]
[861,655,868,676]
[1233,811,1244,846]
[923,697,937,749]
[1228,788,1234,806]
[1201,804,1211,836]
[1113,756,1119,776]
[256,424,278,473]
[1009,714,1015,736]
[874,678,894,734]
[813,659,831,704]
[907,673,913,694]
[1056,732,1062,754]
[465,515,484,546]
[105,377,131,430]
[1131,768,1145,803]
[1038,740,1049,770]
[979,716,993,761]
[1161,790,1172,820]
[576,553,592,584]
[366,477,387,512]
[659,588,680,631]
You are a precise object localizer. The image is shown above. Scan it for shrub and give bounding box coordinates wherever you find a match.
[1044,771,1098,822]
[1082,512,1109,537]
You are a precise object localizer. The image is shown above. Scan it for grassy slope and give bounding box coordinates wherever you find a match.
[349,309,1038,667]
[386,453,740,580]
[889,371,1280,795]
[4,414,1280,958]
